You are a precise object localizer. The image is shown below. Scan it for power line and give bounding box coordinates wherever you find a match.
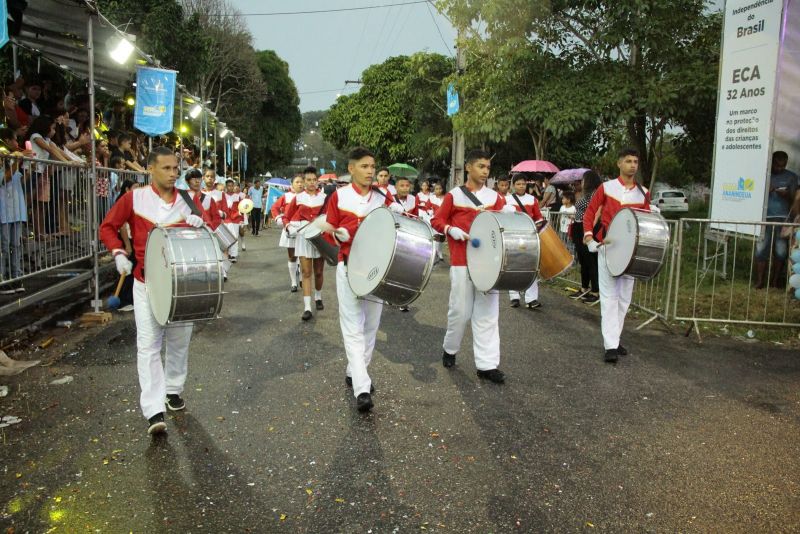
[426,0,454,57]
[111,1,430,17]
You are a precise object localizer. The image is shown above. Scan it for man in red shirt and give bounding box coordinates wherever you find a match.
[432,149,515,384]
[507,174,545,309]
[583,148,651,363]
[324,147,400,412]
[99,146,208,435]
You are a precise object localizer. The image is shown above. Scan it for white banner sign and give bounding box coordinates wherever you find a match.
[710,0,786,234]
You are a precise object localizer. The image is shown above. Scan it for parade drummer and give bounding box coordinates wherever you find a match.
[583,148,651,363]
[272,175,304,292]
[431,149,515,384]
[99,146,210,436]
[322,147,402,412]
[507,173,545,310]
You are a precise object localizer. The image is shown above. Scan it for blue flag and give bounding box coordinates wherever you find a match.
[0,1,8,49]
[447,83,459,116]
[265,185,285,213]
[133,67,177,136]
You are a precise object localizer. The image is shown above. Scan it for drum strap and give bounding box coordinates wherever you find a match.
[459,185,483,208]
[177,189,203,218]
[372,186,405,211]
[511,193,527,214]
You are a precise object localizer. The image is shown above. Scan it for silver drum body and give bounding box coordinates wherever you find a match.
[604,208,670,280]
[347,207,435,306]
[298,214,340,266]
[144,226,225,326]
[213,222,238,253]
[467,211,540,292]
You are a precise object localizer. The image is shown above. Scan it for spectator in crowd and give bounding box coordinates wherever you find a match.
[16,78,43,126]
[2,83,23,131]
[68,107,89,141]
[755,151,799,289]
[51,110,85,235]
[95,138,110,167]
[104,100,126,132]
[541,174,557,209]
[116,133,145,172]
[27,115,75,237]
[528,174,544,200]
[570,170,602,303]
[54,109,91,156]
[559,190,576,238]
[0,128,32,294]
[247,178,264,236]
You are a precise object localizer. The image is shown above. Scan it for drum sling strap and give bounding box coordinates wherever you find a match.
[372,186,407,212]
[177,189,203,218]
[459,185,483,208]
[511,193,526,213]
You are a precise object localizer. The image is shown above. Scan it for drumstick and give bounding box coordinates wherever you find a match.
[106,273,127,309]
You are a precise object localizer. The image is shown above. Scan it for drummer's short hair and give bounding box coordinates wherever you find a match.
[618,147,640,160]
[496,176,510,183]
[303,166,318,176]
[466,149,491,164]
[377,167,389,174]
[225,179,234,185]
[395,176,411,184]
[348,147,374,162]
[147,146,175,166]
[511,174,526,184]
[185,168,202,180]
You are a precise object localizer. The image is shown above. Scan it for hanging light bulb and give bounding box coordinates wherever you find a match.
[189,104,202,119]
[109,37,135,64]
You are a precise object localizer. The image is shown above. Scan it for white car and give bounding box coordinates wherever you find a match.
[652,190,689,212]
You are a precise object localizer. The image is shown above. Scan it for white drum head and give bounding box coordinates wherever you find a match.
[298,215,325,239]
[144,227,174,326]
[467,212,503,292]
[348,208,397,297]
[604,208,638,276]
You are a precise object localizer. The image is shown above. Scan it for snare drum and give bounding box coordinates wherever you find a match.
[538,222,573,280]
[347,207,435,306]
[604,208,670,279]
[212,222,238,253]
[297,214,340,266]
[145,226,225,326]
[467,211,540,292]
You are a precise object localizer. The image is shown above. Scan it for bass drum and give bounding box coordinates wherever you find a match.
[145,226,224,326]
[604,208,670,279]
[538,222,574,280]
[467,211,540,292]
[347,207,435,306]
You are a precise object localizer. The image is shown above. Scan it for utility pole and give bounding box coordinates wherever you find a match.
[449,28,465,191]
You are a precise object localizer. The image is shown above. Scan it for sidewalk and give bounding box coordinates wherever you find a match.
[1,227,798,532]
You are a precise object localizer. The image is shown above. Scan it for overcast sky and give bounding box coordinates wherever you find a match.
[228,0,457,112]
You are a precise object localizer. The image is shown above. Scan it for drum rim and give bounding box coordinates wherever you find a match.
[606,208,670,279]
[468,211,541,291]
[468,211,506,291]
[145,226,179,326]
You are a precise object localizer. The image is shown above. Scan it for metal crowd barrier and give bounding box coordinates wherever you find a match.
[672,219,800,330]
[0,155,147,316]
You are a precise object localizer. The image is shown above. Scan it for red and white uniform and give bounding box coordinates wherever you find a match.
[286,190,326,259]
[326,183,394,397]
[378,183,397,196]
[394,193,419,217]
[192,191,222,230]
[431,185,506,370]
[583,177,651,351]
[506,192,544,223]
[417,191,431,213]
[99,186,205,420]
[272,191,297,248]
[221,192,243,257]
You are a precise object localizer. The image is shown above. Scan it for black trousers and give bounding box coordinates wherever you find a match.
[571,223,599,293]
[251,208,262,235]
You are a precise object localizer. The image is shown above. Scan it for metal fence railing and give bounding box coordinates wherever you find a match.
[672,219,800,329]
[0,155,147,292]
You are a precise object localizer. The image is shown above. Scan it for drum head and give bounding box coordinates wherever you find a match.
[144,227,174,326]
[348,208,397,297]
[604,208,638,276]
[467,212,503,292]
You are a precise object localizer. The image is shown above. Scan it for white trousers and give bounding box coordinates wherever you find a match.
[225,222,240,257]
[337,262,383,396]
[509,280,538,303]
[133,280,193,419]
[598,248,635,350]
[443,266,500,370]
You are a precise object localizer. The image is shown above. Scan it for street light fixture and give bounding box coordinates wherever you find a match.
[189,104,202,119]
[108,35,135,64]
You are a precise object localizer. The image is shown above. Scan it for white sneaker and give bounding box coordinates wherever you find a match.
[242,244,246,251]
[119,304,134,312]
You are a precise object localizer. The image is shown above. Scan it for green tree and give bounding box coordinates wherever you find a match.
[322,53,453,172]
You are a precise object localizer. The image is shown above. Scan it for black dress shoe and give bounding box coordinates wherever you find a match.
[477,369,505,383]
[147,413,167,435]
[301,310,312,321]
[290,285,298,293]
[344,376,374,393]
[604,348,619,363]
[442,351,456,368]
[510,299,520,308]
[526,300,542,309]
[356,393,374,412]
[617,345,628,356]
[316,299,324,310]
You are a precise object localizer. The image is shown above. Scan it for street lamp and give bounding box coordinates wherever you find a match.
[108,35,135,64]
[189,104,202,119]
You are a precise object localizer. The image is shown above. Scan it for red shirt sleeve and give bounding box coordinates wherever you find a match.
[583,184,606,237]
[490,194,505,211]
[431,193,454,234]
[325,190,341,228]
[285,197,299,222]
[99,191,132,255]
[270,195,285,219]
[530,198,543,222]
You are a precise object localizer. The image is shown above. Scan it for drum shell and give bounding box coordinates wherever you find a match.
[467,212,540,292]
[213,223,238,253]
[298,215,340,266]
[605,209,670,279]
[538,223,574,280]
[348,208,435,306]
[145,226,224,326]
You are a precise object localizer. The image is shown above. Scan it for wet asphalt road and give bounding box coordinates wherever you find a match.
[1,227,799,533]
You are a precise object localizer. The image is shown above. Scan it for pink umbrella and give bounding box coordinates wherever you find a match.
[551,168,590,185]
[511,160,560,173]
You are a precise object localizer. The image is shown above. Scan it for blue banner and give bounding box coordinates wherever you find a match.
[0,1,8,50]
[133,67,177,136]
[447,83,459,116]
[264,185,285,213]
